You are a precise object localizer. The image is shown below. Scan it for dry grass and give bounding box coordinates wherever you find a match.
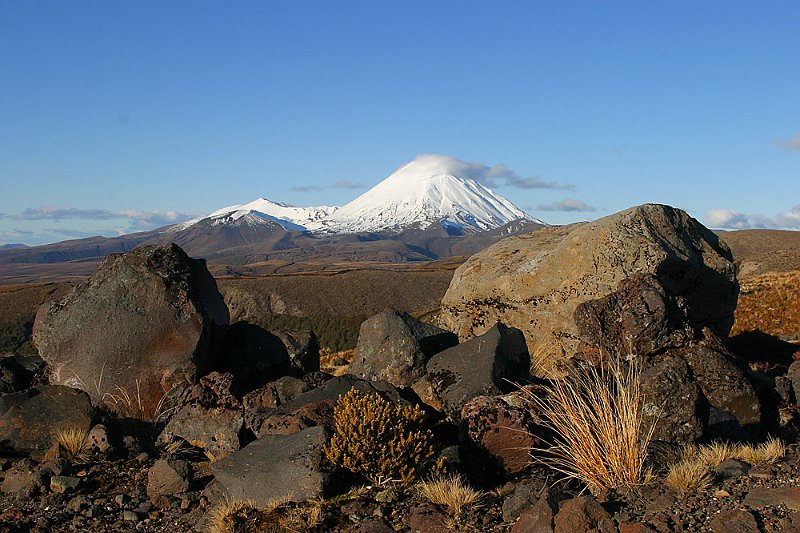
[207,496,326,533]
[207,499,261,533]
[665,460,713,496]
[735,438,785,465]
[418,474,484,521]
[520,356,655,495]
[55,427,90,463]
[732,271,800,338]
[665,438,784,497]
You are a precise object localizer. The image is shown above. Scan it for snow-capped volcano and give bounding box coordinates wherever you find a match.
[320,154,537,233]
[178,154,541,234]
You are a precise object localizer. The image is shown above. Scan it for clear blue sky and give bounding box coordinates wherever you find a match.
[1,1,798,245]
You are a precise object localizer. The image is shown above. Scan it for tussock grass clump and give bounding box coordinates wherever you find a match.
[665,460,712,496]
[324,388,444,485]
[55,427,90,463]
[521,356,655,495]
[418,474,484,521]
[208,497,325,533]
[665,438,784,497]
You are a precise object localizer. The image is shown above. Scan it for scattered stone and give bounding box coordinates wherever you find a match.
[743,486,800,511]
[0,458,35,496]
[512,491,556,533]
[212,426,331,506]
[553,495,616,533]
[349,311,458,388]
[426,323,530,419]
[122,510,142,522]
[50,475,81,494]
[0,385,94,460]
[714,458,750,479]
[146,458,191,500]
[67,495,91,513]
[710,509,759,533]
[33,243,230,417]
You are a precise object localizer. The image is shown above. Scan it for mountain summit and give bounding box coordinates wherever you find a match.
[188,154,540,234]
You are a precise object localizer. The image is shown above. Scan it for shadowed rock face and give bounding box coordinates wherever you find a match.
[32,244,229,417]
[440,204,738,372]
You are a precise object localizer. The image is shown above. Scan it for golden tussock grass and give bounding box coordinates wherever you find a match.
[55,427,90,463]
[520,356,655,495]
[417,474,484,521]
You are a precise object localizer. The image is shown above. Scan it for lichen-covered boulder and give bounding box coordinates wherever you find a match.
[440,205,737,374]
[33,244,229,417]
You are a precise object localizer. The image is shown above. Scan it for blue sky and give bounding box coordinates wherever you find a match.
[1,1,798,245]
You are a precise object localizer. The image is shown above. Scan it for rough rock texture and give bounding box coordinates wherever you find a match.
[147,458,191,499]
[349,311,458,388]
[219,322,291,392]
[257,400,335,437]
[212,426,331,506]
[0,356,35,394]
[709,509,759,533]
[640,357,707,444]
[426,323,530,420]
[459,395,540,480]
[157,372,244,458]
[33,244,229,416]
[0,385,94,460]
[242,376,310,433]
[553,495,617,533]
[440,205,738,372]
[511,490,556,533]
[677,330,760,428]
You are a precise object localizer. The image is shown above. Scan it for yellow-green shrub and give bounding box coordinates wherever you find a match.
[324,388,443,485]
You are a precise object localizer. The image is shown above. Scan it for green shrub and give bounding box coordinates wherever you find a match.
[324,388,444,485]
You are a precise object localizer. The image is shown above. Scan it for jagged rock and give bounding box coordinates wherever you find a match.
[459,395,541,481]
[574,273,695,357]
[640,357,707,444]
[553,495,617,533]
[678,330,760,429]
[33,244,229,417]
[157,372,244,459]
[242,376,310,433]
[349,311,458,388]
[511,488,556,533]
[710,509,759,533]
[273,330,320,375]
[0,458,36,496]
[0,385,94,460]
[258,400,335,437]
[219,322,291,392]
[426,324,530,420]
[147,457,191,500]
[440,205,738,374]
[212,426,331,506]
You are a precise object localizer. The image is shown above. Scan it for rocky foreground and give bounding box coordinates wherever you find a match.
[0,204,799,532]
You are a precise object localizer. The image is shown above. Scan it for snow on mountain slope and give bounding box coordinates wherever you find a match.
[320,154,538,233]
[175,155,541,234]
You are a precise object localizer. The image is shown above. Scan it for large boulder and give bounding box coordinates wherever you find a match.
[439,205,737,373]
[211,426,332,506]
[426,323,530,420]
[349,311,458,388]
[33,244,229,417]
[0,385,94,460]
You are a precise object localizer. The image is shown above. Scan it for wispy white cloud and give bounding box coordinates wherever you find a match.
[537,198,598,212]
[19,207,196,229]
[453,158,573,190]
[291,185,324,193]
[705,205,800,230]
[777,133,800,151]
[334,180,366,189]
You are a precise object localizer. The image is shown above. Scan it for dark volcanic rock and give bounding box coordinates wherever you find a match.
[553,495,616,533]
[349,311,458,388]
[219,322,291,392]
[0,385,94,460]
[273,329,320,375]
[147,457,191,500]
[157,372,244,458]
[212,425,331,506]
[459,395,540,480]
[0,356,35,394]
[426,323,530,420]
[32,244,229,417]
[242,376,310,433]
[574,273,695,357]
[257,400,335,437]
[640,357,707,444]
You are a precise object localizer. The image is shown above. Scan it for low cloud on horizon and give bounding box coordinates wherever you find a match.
[334,180,366,189]
[777,133,800,151]
[705,205,800,230]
